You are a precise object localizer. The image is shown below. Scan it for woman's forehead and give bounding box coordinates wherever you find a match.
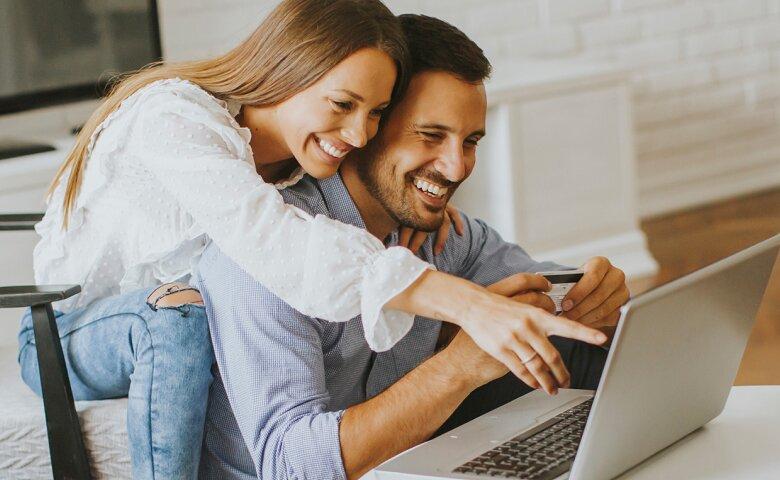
[316,48,396,99]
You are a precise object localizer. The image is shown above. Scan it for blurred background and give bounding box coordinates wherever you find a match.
[0,0,778,383]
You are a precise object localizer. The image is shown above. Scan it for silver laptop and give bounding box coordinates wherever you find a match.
[374,233,780,480]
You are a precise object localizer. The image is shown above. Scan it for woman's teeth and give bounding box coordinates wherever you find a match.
[413,178,448,198]
[318,138,348,158]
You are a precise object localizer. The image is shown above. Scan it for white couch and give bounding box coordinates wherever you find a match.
[0,346,130,479]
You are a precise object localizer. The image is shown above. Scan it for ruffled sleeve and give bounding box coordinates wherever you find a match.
[129,81,431,351]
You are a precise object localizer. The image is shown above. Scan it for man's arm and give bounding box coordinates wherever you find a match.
[339,328,508,480]
[198,242,515,480]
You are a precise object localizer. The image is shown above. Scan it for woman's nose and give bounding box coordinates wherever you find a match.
[341,115,369,148]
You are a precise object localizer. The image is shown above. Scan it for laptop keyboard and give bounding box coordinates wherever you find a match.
[453,398,592,479]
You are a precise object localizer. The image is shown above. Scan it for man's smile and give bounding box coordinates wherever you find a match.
[410,178,448,209]
[412,177,448,198]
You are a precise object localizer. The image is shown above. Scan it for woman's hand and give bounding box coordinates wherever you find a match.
[458,273,608,395]
[398,204,465,255]
[490,273,557,314]
[387,270,607,395]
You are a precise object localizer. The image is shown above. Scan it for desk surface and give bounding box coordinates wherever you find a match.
[618,385,780,479]
[367,386,780,480]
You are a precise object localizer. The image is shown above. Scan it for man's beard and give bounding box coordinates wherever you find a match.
[355,141,449,233]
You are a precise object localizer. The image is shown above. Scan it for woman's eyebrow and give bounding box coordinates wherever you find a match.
[333,89,391,107]
[334,89,364,102]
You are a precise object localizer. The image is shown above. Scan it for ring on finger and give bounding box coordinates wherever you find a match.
[521,352,539,365]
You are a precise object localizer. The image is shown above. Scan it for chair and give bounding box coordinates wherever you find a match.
[0,213,91,480]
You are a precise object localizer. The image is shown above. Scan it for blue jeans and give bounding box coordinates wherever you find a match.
[17,287,215,479]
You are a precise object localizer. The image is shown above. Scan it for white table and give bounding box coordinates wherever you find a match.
[367,386,780,479]
[617,386,780,479]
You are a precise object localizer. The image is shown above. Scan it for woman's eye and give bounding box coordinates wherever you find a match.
[369,108,385,118]
[332,100,352,111]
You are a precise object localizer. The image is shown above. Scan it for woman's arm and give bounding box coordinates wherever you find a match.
[387,270,606,391]
[131,85,429,351]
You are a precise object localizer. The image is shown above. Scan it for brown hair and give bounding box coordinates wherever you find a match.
[51,0,409,228]
[398,14,491,82]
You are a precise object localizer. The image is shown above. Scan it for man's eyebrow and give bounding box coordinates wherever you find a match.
[416,123,486,137]
[415,122,453,132]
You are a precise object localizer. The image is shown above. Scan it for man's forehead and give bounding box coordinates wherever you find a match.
[399,71,487,133]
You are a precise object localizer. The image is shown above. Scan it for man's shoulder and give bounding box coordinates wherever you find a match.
[421,212,487,272]
[422,211,553,281]
[279,175,330,218]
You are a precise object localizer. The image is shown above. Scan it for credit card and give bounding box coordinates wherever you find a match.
[538,270,584,313]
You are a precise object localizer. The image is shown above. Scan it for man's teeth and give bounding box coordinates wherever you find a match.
[318,138,348,158]
[413,178,448,198]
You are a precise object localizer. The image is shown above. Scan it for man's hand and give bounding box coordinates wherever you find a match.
[561,257,630,335]
[399,204,465,255]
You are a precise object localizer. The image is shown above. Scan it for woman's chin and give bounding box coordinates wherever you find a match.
[301,160,339,179]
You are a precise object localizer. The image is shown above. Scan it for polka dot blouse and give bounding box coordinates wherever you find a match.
[33,78,431,351]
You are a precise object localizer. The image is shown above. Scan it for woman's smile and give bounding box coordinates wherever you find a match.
[312,135,349,166]
[315,135,351,158]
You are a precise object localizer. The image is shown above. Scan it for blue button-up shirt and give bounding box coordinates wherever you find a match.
[196,173,562,479]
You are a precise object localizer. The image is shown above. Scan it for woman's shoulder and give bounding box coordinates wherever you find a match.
[117,77,249,155]
[129,77,235,118]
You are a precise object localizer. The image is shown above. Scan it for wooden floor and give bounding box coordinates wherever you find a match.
[630,188,780,385]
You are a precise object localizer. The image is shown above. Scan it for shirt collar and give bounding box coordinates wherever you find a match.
[318,173,367,230]
[317,173,399,247]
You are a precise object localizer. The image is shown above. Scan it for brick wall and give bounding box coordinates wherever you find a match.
[158,0,780,216]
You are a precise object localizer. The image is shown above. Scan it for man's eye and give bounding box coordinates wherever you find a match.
[421,131,442,141]
[465,138,480,147]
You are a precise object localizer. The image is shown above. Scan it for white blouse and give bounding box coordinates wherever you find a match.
[34,78,431,351]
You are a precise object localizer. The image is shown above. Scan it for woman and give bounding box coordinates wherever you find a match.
[19,0,605,478]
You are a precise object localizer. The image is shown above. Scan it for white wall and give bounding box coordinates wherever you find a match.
[158,0,780,217]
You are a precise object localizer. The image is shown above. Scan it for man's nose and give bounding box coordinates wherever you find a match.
[436,144,467,183]
[340,114,369,148]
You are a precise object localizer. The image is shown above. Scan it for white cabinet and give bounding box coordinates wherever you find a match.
[454,61,658,278]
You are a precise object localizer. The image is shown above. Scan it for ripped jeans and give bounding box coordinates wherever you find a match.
[17,285,215,480]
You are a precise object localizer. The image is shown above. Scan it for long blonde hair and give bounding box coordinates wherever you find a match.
[51,0,409,228]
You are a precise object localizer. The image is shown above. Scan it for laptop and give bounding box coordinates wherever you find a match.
[374,233,780,480]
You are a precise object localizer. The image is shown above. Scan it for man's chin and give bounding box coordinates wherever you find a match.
[399,211,446,234]
[408,197,449,231]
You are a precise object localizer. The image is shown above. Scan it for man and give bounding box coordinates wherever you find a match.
[197,14,629,480]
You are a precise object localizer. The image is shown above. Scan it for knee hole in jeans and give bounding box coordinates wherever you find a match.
[147,282,204,311]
